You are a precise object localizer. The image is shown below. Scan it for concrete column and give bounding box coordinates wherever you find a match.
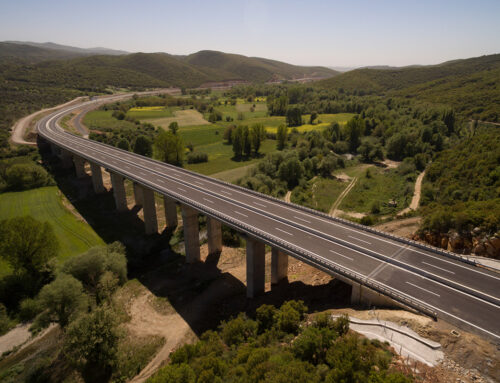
[246,238,265,298]
[182,205,200,263]
[50,143,59,156]
[90,162,105,194]
[207,217,222,255]
[163,196,178,228]
[141,186,158,235]
[73,156,86,178]
[60,149,73,169]
[110,173,127,212]
[133,182,143,206]
[271,248,288,285]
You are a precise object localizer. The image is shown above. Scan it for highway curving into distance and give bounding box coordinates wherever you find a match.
[37,96,500,342]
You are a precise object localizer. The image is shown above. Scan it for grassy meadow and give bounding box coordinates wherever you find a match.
[0,187,104,276]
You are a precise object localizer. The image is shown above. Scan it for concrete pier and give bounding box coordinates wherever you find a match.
[73,155,86,178]
[110,173,127,212]
[246,238,265,298]
[271,248,288,285]
[351,282,399,308]
[182,205,200,263]
[60,149,73,169]
[163,196,178,229]
[207,217,222,255]
[90,162,105,194]
[133,182,143,207]
[141,186,158,235]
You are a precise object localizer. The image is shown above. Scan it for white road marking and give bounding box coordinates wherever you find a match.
[140,172,147,176]
[203,198,214,204]
[275,227,293,236]
[194,181,204,186]
[220,191,232,196]
[329,249,354,261]
[422,261,455,274]
[406,282,440,297]
[253,201,267,208]
[234,211,248,218]
[348,235,371,244]
[177,187,186,192]
[156,178,165,183]
[294,216,311,224]
[125,166,131,170]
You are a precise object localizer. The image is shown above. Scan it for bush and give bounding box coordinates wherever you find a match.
[4,163,52,191]
[220,313,257,346]
[222,225,241,247]
[256,304,276,333]
[19,297,43,321]
[186,152,208,164]
[36,274,88,328]
[276,300,307,334]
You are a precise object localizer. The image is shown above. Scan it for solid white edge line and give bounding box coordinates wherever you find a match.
[406,282,441,297]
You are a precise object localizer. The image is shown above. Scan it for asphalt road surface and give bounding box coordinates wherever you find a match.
[37,98,500,342]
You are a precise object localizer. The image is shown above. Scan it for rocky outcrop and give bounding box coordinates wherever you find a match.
[413,230,500,259]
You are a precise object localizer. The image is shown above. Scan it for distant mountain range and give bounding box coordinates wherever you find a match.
[0,41,337,86]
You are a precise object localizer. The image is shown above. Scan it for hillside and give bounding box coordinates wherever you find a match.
[0,42,88,63]
[318,53,500,120]
[183,50,336,82]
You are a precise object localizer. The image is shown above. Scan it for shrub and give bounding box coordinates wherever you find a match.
[186,152,208,164]
[4,163,52,191]
[220,313,257,346]
[276,300,307,334]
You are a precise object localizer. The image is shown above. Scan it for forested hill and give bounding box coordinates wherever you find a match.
[318,54,500,121]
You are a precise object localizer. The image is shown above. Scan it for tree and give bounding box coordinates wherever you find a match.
[231,126,243,158]
[223,125,235,144]
[133,135,152,157]
[243,126,251,157]
[278,158,304,189]
[37,274,88,328]
[250,123,266,155]
[309,111,318,124]
[64,306,122,382]
[277,124,288,150]
[154,130,185,165]
[169,121,179,135]
[5,163,52,191]
[0,216,58,277]
[286,107,302,127]
[116,138,130,151]
[344,115,365,152]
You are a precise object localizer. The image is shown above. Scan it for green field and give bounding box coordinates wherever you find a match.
[0,187,104,276]
[84,110,137,130]
[185,139,277,175]
[291,177,347,213]
[266,113,355,133]
[127,106,173,119]
[339,166,414,215]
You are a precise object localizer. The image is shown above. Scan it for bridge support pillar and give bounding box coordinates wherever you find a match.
[50,143,59,156]
[60,149,73,169]
[163,196,178,229]
[133,182,143,207]
[207,217,222,255]
[182,205,200,263]
[350,283,399,308]
[271,248,288,285]
[90,162,105,194]
[73,155,86,178]
[246,238,265,298]
[110,173,127,212]
[141,186,158,235]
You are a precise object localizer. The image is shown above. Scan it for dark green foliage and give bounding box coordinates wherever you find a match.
[61,242,127,298]
[221,225,241,247]
[0,161,53,191]
[168,121,179,135]
[186,152,208,164]
[36,274,88,328]
[148,303,411,383]
[0,216,58,278]
[286,107,302,127]
[276,124,288,150]
[154,130,184,165]
[116,138,130,151]
[220,313,258,346]
[421,126,500,233]
[64,306,122,382]
[133,135,153,157]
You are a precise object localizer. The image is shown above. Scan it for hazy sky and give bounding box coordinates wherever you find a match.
[1,0,499,67]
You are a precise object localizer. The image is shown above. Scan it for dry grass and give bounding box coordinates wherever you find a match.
[145,109,209,127]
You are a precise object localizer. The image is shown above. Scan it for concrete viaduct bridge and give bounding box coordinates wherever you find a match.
[36,97,500,342]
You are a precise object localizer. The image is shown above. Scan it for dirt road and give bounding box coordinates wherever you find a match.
[398,171,425,216]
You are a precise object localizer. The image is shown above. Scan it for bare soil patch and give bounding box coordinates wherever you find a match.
[375,217,421,238]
